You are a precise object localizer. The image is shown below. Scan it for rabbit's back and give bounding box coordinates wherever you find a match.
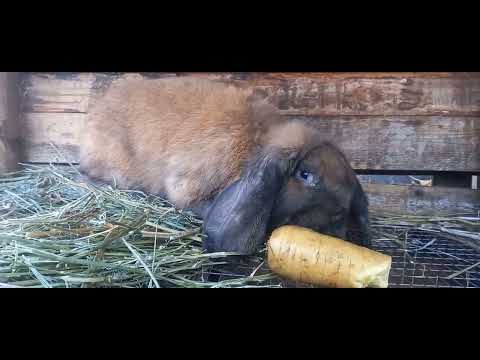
[79,76,257,207]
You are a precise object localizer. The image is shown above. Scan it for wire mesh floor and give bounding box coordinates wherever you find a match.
[202,226,480,288]
[203,228,480,288]
[371,230,480,288]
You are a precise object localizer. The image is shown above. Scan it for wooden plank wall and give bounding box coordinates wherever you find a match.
[0,72,20,172]
[17,72,480,215]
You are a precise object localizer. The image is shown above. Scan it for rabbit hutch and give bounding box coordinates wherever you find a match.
[0,72,479,288]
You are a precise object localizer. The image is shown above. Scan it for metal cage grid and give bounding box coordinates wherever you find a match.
[371,229,480,288]
[202,227,480,288]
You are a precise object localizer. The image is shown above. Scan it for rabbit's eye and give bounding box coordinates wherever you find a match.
[300,170,311,180]
[296,168,315,186]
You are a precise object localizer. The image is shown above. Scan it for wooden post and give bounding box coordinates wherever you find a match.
[0,72,20,173]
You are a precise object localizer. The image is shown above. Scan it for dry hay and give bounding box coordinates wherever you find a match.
[0,165,278,288]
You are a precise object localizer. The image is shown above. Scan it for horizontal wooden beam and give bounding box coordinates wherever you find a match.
[21,72,480,116]
[19,112,480,172]
[234,74,480,117]
[20,73,95,113]
[179,72,480,80]
[300,115,480,172]
[364,183,480,215]
[20,112,83,145]
[19,112,83,164]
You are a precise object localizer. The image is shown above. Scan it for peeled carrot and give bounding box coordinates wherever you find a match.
[267,225,392,288]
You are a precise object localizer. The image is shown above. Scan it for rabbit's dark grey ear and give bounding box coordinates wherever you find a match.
[202,150,298,255]
[348,181,371,248]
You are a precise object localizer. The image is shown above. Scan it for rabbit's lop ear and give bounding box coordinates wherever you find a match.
[202,122,313,255]
[348,182,371,248]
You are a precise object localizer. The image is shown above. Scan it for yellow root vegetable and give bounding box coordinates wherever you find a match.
[267,225,392,288]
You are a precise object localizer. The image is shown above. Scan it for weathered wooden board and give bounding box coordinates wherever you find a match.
[20,113,84,163]
[21,72,480,116]
[301,115,480,172]
[19,112,480,172]
[257,77,480,116]
[1,72,20,172]
[20,73,96,113]
[179,72,479,81]
[20,112,84,145]
[365,183,480,215]
[21,142,79,164]
[202,72,480,116]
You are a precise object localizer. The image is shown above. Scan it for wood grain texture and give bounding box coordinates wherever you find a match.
[299,115,480,172]
[0,72,20,172]
[365,183,480,215]
[21,73,96,113]
[20,113,84,163]
[21,72,480,116]
[179,72,479,81]
[254,77,480,116]
[18,112,480,172]
[20,112,84,145]
[21,142,79,164]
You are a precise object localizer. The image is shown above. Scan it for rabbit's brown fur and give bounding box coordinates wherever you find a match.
[80,76,274,208]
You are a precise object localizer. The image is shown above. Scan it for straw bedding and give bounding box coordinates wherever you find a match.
[0,165,278,288]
